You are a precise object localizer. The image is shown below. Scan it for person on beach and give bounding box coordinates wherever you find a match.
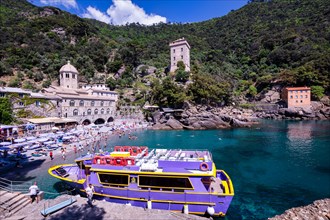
[74,145,77,154]
[85,184,94,206]
[49,151,53,160]
[29,182,39,203]
[61,149,66,160]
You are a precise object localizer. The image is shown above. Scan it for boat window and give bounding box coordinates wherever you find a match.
[98,173,129,186]
[138,176,193,189]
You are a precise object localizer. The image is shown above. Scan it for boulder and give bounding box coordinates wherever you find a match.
[230,119,252,127]
[151,123,172,130]
[166,119,184,130]
[152,111,162,123]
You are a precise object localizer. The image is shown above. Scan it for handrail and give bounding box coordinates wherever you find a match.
[0,177,33,193]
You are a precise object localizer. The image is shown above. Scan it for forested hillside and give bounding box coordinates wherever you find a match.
[0,0,329,107]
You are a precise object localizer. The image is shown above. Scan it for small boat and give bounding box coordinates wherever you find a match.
[49,146,234,217]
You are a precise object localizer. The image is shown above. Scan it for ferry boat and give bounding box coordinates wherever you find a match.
[48,146,234,217]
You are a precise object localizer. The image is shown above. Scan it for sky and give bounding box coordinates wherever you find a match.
[29,0,248,26]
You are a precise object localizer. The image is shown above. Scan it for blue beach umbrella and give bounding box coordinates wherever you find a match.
[0,146,10,151]
[0,142,12,146]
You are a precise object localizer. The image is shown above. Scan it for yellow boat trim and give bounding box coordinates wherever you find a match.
[89,168,214,177]
[48,165,86,184]
[93,184,229,196]
[81,190,216,206]
[218,169,235,195]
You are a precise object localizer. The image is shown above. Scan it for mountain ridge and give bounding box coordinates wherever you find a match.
[0,0,329,107]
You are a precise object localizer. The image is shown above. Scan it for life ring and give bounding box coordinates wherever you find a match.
[200,162,209,171]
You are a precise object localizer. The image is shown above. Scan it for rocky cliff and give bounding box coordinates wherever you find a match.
[149,100,330,130]
[150,102,258,130]
[269,199,330,220]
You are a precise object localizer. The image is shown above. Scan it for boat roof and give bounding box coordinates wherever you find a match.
[75,148,215,175]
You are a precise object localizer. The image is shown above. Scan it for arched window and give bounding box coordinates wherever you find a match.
[101,101,104,106]
[101,108,104,114]
[73,109,78,116]
[87,109,91,115]
[70,100,75,106]
[106,108,110,114]
[79,100,84,106]
[91,101,95,106]
[94,109,98,115]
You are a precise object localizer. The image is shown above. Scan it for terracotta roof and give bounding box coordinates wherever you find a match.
[285,87,310,91]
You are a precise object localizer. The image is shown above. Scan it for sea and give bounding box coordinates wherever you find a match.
[15,120,330,219]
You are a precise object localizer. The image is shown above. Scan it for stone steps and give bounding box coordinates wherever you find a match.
[0,190,30,218]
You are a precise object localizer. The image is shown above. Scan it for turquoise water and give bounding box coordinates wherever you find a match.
[15,120,330,219]
[106,120,330,219]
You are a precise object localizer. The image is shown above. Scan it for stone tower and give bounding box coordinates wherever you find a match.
[59,61,79,89]
[169,38,190,72]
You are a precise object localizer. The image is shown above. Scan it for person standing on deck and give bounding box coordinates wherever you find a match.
[85,184,94,206]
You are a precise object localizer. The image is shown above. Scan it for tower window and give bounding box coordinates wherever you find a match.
[173,49,175,53]
[181,48,183,52]
[72,74,75,79]
[70,100,75,106]
[66,74,69,78]
[94,109,98,115]
[91,101,95,106]
[181,55,183,59]
[173,57,176,61]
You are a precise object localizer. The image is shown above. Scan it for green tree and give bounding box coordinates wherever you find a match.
[106,77,117,90]
[0,98,13,124]
[311,86,325,100]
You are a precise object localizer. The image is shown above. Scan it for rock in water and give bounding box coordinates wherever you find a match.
[268,198,330,220]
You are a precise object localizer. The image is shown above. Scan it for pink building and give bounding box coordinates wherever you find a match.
[281,87,311,108]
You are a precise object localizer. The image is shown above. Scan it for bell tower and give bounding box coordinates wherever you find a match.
[59,61,79,89]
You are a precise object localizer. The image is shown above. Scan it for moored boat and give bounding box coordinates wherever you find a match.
[48,146,234,216]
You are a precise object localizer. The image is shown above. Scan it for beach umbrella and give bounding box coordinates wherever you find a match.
[0,146,10,151]
[26,136,37,141]
[14,138,26,143]
[36,138,49,143]
[39,133,53,137]
[27,140,38,144]
[56,131,64,134]
[0,142,12,146]
[44,141,55,145]
[52,127,59,131]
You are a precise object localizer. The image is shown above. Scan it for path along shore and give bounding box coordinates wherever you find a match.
[8,194,206,220]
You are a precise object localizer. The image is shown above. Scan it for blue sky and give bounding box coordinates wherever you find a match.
[30,0,248,25]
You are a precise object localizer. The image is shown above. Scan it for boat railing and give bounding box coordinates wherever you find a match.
[0,177,33,193]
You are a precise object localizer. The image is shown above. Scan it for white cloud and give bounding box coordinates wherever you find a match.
[82,0,166,26]
[82,6,111,24]
[40,0,78,9]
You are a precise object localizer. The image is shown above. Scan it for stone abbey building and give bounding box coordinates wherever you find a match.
[42,61,118,124]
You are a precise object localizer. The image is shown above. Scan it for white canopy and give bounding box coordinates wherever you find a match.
[14,138,26,143]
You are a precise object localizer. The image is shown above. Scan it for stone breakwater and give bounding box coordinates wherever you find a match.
[268,198,330,220]
[150,101,330,130]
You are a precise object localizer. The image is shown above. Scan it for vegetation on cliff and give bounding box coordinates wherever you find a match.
[0,0,329,108]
